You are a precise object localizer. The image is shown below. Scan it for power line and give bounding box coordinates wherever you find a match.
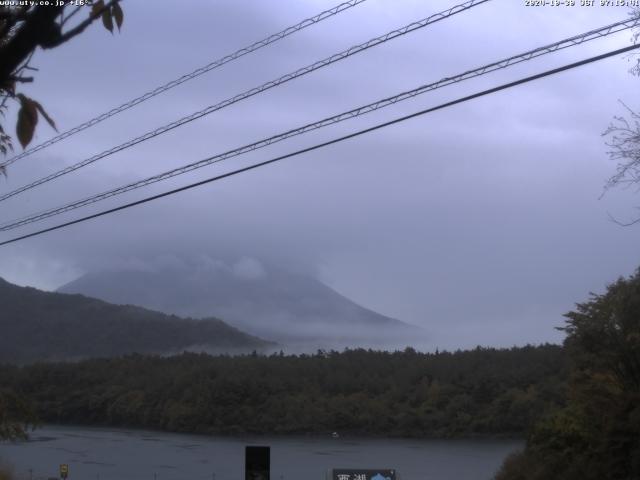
[1,43,637,248]
[0,0,370,169]
[1,18,636,232]
[0,0,490,204]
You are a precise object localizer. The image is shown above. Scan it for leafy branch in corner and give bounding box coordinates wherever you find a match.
[0,0,124,175]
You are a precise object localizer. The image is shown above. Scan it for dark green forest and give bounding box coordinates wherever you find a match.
[497,269,640,480]
[0,344,565,438]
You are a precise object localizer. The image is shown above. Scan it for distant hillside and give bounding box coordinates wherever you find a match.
[59,260,424,349]
[0,277,270,364]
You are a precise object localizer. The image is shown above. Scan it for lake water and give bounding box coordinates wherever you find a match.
[0,425,521,480]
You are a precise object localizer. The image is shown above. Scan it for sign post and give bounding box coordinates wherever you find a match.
[245,445,270,480]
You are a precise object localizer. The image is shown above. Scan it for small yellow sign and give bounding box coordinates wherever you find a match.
[59,464,68,479]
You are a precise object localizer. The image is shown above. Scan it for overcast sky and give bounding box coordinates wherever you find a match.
[0,0,638,349]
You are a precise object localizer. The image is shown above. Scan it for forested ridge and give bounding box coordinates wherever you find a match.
[0,277,269,363]
[0,345,565,438]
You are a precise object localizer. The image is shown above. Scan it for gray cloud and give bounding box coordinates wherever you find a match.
[0,0,638,350]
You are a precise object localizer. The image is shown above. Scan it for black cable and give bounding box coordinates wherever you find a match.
[0,0,489,202]
[3,15,636,230]
[0,0,370,168]
[1,43,637,248]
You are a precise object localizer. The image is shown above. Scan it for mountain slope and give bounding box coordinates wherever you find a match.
[59,262,424,348]
[0,277,269,363]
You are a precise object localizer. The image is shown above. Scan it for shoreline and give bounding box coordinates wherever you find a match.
[24,422,526,443]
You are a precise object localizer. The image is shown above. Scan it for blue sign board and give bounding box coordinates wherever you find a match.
[332,469,396,480]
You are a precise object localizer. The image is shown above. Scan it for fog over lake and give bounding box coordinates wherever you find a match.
[0,425,521,480]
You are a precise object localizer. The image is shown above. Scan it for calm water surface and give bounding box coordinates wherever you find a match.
[0,425,521,480]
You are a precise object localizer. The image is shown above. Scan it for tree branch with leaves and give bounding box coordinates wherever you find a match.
[601,8,640,224]
[0,0,124,173]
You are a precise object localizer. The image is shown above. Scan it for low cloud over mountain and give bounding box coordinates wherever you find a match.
[59,256,425,351]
